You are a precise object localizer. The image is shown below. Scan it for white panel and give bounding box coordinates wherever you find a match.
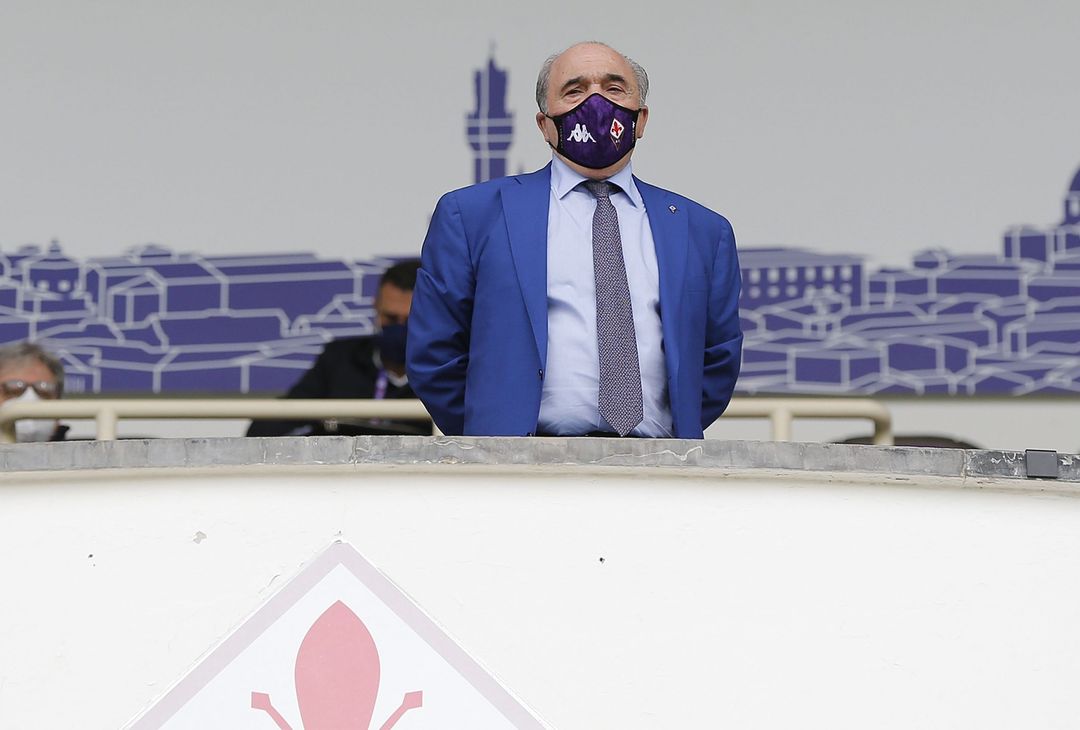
[2,467,1080,728]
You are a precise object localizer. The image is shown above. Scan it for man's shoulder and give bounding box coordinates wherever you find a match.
[634,177,734,234]
[436,166,551,209]
[634,178,726,218]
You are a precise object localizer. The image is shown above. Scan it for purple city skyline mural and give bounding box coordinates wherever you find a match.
[738,169,1080,395]
[2,52,1079,396]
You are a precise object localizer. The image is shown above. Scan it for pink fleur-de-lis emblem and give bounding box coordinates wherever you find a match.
[251,600,423,729]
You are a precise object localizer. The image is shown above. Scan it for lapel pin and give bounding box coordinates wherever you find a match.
[669,205,677,214]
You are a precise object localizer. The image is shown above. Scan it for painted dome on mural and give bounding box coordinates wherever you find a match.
[1070,165,1080,193]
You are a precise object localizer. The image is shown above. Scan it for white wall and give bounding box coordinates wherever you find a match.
[3,464,1080,728]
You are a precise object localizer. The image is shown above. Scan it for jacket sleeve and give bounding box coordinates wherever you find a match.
[406,191,475,435]
[700,217,744,430]
[282,348,334,400]
[245,346,332,437]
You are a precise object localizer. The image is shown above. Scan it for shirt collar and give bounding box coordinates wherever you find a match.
[550,156,643,208]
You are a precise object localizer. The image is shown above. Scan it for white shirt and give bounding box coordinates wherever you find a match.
[537,157,673,437]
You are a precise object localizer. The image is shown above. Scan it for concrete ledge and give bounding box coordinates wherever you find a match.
[1,436,1078,484]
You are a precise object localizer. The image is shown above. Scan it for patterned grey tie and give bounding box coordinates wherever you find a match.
[584,179,644,436]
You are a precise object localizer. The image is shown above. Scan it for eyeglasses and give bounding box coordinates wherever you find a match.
[0,379,61,399]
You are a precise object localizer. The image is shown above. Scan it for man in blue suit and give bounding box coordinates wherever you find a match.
[408,42,742,438]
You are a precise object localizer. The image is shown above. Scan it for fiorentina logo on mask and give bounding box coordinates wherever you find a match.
[609,118,625,147]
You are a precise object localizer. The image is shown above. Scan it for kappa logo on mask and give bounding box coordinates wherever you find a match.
[565,123,596,143]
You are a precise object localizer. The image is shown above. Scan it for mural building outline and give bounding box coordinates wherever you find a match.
[2,51,1078,396]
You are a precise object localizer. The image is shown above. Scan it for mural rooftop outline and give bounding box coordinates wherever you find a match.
[2,51,1078,397]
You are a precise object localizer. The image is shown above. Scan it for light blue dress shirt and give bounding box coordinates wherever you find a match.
[537,157,673,437]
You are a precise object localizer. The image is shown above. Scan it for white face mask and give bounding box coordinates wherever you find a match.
[3,388,57,443]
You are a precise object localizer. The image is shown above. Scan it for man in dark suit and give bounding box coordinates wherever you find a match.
[407,42,742,438]
[247,260,429,437]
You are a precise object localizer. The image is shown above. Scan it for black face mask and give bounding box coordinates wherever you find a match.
[376,323,407,366]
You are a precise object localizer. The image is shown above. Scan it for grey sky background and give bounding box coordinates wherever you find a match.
[2,0,1077,266]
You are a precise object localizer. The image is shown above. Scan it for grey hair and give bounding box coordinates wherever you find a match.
[535,41,649,114]
[0,341,65,394]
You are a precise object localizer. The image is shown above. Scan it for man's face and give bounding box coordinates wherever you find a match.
[0,358,59,405]
[535,43,650,179]
[375,282,413,329]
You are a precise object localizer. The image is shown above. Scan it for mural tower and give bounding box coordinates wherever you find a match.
[466,50,514,184]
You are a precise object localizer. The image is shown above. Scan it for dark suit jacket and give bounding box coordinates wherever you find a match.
[407,164,743,438]
[246,336,426,437]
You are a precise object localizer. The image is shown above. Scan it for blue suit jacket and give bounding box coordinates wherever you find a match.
[407,164,742,438]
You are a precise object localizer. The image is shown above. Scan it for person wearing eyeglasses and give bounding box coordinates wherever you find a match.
[0,341,67,442]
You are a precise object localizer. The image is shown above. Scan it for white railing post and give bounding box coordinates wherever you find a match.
[95,407,119,441]
[872,413,892,446]
[770,407,794,441]
[0,419,15,444]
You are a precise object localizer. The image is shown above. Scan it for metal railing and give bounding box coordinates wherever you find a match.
[723,397,893,445]
[0,397,893,445]
[0,399,436,443]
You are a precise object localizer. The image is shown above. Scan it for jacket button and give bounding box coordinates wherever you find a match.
[538,369,544,379]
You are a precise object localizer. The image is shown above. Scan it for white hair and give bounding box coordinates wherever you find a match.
[0,341,65,393]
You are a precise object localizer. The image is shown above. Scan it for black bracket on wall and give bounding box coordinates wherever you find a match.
[1025,449,1060,479]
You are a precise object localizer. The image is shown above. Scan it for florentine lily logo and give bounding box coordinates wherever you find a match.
[565,123,595,143]
[126,542,549,729]
[251,601,423,730]
[609,118,625,146]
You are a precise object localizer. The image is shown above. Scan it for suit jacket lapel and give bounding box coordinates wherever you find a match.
[636,177,688,384]
[501,164,552,366]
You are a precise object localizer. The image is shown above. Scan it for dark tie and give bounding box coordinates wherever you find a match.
[584,180,644,436]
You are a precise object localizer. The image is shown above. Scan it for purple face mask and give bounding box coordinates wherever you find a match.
[548,93,640,170]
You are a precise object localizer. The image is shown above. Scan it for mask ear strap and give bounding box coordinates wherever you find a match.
[544,115,562,152]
